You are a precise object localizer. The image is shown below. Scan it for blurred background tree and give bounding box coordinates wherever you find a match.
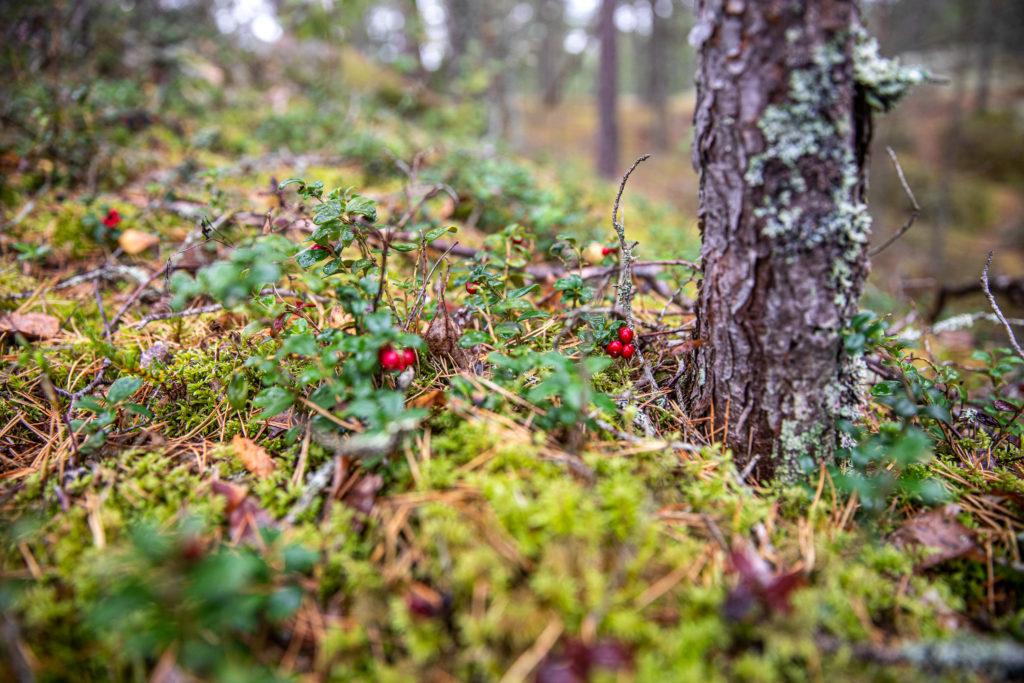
[2,0,1021,304]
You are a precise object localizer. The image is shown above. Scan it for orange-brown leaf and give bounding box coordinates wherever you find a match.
[0,312,60,340]
[118,228,160,255]
[409,389,446,409]
[231,434,275,478]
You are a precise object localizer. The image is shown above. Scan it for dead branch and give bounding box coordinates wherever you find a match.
[982,252,1024,361]
[870,146,920,257]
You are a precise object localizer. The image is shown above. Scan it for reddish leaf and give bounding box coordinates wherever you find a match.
[344,473,383,516]
[725,542,805,620]
[535,637,632,683]
[210,479,273,542]
[404,582,447,619]
[890,504,981,570]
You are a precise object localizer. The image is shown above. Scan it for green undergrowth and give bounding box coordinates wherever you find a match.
[0,413,986,682]
[2,17,1023,683]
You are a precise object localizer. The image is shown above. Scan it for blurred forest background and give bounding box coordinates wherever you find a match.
[3,0,1022,312]
[3,2,1024,680]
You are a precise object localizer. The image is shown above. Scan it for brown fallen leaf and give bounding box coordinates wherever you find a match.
[889,503,982,570]
[0,312,60,340]
[409,388,446,409]
[118,228,160,255]
[344,473,384,516]
[231,434,275,478]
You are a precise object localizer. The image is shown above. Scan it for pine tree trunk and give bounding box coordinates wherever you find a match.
[646,2,671,149]
[596,0,619,179]
[685,0,877,482]
[538,0,566,108]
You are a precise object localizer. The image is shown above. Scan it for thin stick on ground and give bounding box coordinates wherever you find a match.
[134,304,224,330]
[982,251,1024,361]
[870,146,921,257]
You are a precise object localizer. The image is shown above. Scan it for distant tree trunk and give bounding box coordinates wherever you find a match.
[646,1,671,148]
[402,0,425,78]
[596,0,619,178]
[537,0,566,108]
[974,0,998,114]
[481,2,510,140]
[685,1,884,481]
[444,0,474,84]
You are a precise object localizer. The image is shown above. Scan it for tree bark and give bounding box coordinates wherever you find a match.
[685,0,878,482]
[596,0,619,179]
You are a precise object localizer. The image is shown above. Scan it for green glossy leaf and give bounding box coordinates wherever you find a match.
[282,333,317,357]
[459,330,491,347]
[107,377,143,404]
[74,396,104,413]
[344,194,377,222]
[424,225,457,242]
[253,386,294,418]
[296,249,329,268]
[227,373,249,411]
[122,402,153,419]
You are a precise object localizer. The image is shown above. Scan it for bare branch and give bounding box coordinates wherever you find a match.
[982,252,1024,361]
[870,146,920,257]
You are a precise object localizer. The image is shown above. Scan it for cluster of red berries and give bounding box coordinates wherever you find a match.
[601,245,618,256]
[102,209,121,228]
[378,345,417,372]
[605,326,636,360]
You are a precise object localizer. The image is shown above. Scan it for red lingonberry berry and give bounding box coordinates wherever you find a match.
[618,327,634,344]
[606,340,623,358]
[465,281,478,295]
[511,236,525,246]
[311,244,327,251]
[621,343,636,359]
[601,247,612,256]
[402,348,417,368]
[380,349,402,372]
[102,209,120,228]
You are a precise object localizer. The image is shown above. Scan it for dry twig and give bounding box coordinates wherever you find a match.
[982,252,1024,361]
[870,147,920,257]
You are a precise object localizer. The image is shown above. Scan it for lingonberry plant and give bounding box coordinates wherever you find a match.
[170,179,439,465]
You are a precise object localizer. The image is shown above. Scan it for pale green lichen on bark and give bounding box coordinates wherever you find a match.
[745,27,923,480]
[852,27,927,112]
[745,28,923,313]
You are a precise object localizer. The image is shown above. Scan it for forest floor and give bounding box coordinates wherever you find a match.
[2,50,1024,682]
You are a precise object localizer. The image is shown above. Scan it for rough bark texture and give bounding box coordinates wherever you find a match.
[596,0,619,179]
[686,0,875,482]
